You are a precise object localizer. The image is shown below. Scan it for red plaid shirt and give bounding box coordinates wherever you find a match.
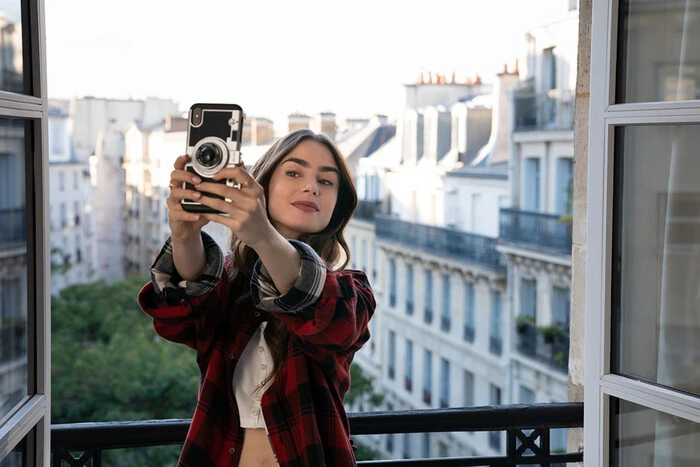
[138,234,375,466]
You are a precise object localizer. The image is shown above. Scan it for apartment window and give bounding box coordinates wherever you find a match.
[489,385,502,449]
[520,278,537,320]
[463,370,475,406]
[351,236,356,269]
[73,169,79,191]
[373,242,378,280]
[471,193,484,233]
[464,281,475,342]
[523,158,541,211]
[489,290,503,356]
[75,234,81,263]
[388,258,397,307]
[552,286,570,326]
[519,386,536,404]
[406,263,414,315]
[439,358,450,408]
[440,274,450,332]
[74,200,81,225]
[388,330,396,380]
[423,349,432,405]
[424,269,433,324]
[403,433,411,459]
[423,433,430,458]
[555,157,573,215]
[361,238,367,271]
[59,171,65,191]
[405,339,413,392]
[385,403,394,453]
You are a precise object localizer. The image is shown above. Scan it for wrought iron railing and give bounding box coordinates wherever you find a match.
[354,200,382,222]
[516,322,570,373]
[499,208,572,255]
[51,403,583,466]
[513,90,574,132]
[0,207,26,248]
[376,215,505,273]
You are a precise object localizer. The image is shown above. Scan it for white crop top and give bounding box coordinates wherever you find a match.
[233,321,275,431]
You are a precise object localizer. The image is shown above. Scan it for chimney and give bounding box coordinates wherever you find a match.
[311,112,336,140]
[451,72,456,84]
[488,68,520,164]
[251,118,274,145]
[287,113,310,133]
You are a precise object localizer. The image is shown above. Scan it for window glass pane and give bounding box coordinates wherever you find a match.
[0,434,26,467]
[611,398,700,467]
[617,0,700,103]
[0,118,28,420]
[614,124,700,396]
[0,1,26,94]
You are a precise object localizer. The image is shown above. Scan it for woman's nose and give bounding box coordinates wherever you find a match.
[303,181,318,195]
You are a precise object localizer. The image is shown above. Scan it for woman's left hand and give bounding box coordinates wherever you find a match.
[195,166,275,250]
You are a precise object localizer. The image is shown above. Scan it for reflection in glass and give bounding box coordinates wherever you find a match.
[617,0,700,103]
[611,398,700,467]
[0,118,27,421]
[0,2,25,94]
[614,125,700,396]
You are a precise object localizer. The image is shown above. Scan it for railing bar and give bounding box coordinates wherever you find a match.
[357,452,583,466]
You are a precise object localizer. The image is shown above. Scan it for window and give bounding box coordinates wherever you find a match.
[440,274,450,332]
[520,278,537,319]
[388,258,396,307]
[388,330,396,380]
[470,193,482,232]
[439,358,450,408]
[406,263,414,315]
[0,5,50,456]
[385,403,394,453]
[423,349,432,405]
[58,171,65,191]
[523,158,541,211]
[489,384,502,450]
[73,169,79,191]
[423,432,430,458]
[556,158,573,215]
[519,386,536,404]
[351,236,356,268]
[463,370,474,407]
[372,242,378,280]
[361,238,367,271]
[464,281,475,342]
[403,433,411,459]
[489,290,503,356]
[405,339,413,392]
[587,0,700,463]
[552,286,570,326]
[424,269,433,324]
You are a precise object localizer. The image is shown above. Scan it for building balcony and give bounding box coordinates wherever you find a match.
[376,215,505,273]
[515,321,570,373]
[0,208,26,249]
[354,200,382,222]
[499,208,572,255]
[513,89,574,132]
[50,403,583,466]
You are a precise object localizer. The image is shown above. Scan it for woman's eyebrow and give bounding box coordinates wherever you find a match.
[282,157,339,175]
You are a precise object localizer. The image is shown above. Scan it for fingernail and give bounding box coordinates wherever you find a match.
[192,176,201,183]
[192,192,201,199]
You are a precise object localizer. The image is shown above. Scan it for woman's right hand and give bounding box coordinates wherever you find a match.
[166,155,210,243]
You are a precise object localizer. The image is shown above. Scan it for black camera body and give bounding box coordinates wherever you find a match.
[181,103,245,213]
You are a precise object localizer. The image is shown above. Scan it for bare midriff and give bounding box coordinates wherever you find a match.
[238,428,279,467]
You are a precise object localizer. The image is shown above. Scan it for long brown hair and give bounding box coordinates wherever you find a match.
[228,129,357,382]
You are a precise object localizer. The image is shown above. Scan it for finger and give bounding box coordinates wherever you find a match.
[173,154,191,170]
[168,189,203,207]
[170,170,202,188]
[212,166,255,187]
[194,181,255,202]
[168,209,202,223]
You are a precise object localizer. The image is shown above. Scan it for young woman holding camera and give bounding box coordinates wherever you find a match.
[138,129,375,467]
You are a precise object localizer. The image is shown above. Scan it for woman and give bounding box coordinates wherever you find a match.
[138,129,375,467]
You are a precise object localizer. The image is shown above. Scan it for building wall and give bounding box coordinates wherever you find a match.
[443,177,508,237]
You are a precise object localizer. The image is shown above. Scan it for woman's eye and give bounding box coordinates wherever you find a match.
[285,170,300,177]
[319,179,334,186]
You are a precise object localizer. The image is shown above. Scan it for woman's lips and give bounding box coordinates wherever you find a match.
[291,201,319,212]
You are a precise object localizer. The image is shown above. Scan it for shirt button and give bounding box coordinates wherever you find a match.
[252,408,260,416]
[260,363,267,371]
[254,311,261,317]
[229,447,236,454]
[258,346,264,353]
[228,353,235,360]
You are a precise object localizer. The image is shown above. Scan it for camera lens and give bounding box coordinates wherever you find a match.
[196,143,222,168]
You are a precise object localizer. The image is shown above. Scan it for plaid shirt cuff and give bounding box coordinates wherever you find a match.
[251,239,326,315]
[150,231,223,303]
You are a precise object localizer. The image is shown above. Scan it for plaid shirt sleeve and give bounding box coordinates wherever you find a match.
[138,231,230,354]
[251,239,376,353]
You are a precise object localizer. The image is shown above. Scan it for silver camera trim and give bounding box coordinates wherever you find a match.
[191,137,232,178]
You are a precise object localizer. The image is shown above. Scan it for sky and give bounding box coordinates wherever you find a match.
[44,0,566,131]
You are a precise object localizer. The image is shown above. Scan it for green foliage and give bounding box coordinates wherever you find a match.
[51,275,199,466]
[346,363,384,408]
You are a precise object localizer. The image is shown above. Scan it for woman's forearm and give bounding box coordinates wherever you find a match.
[254,231,302,295]
[172,234,206,281]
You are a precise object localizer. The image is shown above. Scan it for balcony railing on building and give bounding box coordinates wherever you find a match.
[499,208,572,255]
[354,200,382,222]
[376,215,505,273]
[513,90,574,132]
[51,403,583,466]
[0,207,26,249]
[515,319,569,373]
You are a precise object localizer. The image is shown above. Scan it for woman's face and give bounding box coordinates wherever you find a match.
[267,139,340,240]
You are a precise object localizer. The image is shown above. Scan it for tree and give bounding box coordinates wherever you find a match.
[346,363,384,461]
[51,275,199,466]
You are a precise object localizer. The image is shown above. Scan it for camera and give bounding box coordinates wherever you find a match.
[181,103,246,213]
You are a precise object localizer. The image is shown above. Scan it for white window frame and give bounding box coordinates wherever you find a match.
[585,0,700,465]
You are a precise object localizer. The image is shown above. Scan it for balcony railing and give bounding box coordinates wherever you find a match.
[376,215,505,273]
[0,208,26,249]
[499,208,572,255]
[515,322,570,373]
[513,90,574,132]
[51,403,584,466]
[354,200,382,222]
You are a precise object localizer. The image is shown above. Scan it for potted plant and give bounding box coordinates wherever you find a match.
[516,315,536,333]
